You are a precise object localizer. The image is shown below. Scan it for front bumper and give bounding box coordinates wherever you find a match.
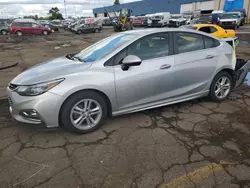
[7,89,63,128]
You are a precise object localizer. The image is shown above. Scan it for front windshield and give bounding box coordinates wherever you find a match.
[73,33,137,62]
[171,15,182,19]
[222,13,238,19]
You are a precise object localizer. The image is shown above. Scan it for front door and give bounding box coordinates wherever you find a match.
[114,33,175,111]
[172,32,219,97]
[31,23,42,35]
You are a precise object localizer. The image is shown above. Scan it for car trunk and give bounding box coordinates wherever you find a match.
[234,59,250,88]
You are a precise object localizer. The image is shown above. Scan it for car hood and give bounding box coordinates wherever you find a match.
[220,19,237,22]
[11,57,92,85]
[170,19,181,21]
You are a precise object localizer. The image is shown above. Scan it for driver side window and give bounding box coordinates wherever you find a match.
[127,33,170,61]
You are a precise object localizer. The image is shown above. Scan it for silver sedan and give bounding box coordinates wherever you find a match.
[7,28,250,133]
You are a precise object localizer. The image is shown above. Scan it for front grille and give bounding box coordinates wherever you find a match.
[152,20,159,24]
[169,20,176,24]
[8,97,12,106]
[9,83,18,91]
[223,22,233,25]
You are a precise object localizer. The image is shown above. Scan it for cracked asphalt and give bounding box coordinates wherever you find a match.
[0,27,250,188]
[1,85,250,188]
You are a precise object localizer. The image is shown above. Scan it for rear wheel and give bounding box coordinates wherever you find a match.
[16,31,23,36]
[43,30,48,35]
[60,91,108,133]
[95,28,99,33]
[209,71,232,102]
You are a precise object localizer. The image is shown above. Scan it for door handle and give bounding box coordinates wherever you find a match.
[160,64,172,70]
[206,55,214,59]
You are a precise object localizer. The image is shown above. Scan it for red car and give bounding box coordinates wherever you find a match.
[9,22,52,36]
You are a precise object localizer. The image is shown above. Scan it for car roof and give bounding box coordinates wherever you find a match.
[123,28,215,37]
[193,24,218,27]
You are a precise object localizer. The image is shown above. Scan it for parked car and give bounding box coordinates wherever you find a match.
[232,8,246,25]
[229,11,244,26]
[145,14,155,27]
[169,14,187,27]
[182,24,235,38]
[219,12,241,29]
[50,20,62,28]
[7,29,250,133]
[74,23,102,34]
[192,14,212,24]
[151,12,170,27]
[0,22,10,35]
[133,16,148,27]
[41,23,59,32]
[9,22,52,36]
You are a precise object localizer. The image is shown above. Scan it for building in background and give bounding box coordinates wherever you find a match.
[93,0,250,19]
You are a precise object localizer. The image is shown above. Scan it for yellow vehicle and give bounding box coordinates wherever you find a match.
[106,8,133,32]
[185,24,235,38]
[193,24,235,38]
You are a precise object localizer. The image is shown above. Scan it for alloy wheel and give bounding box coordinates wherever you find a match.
[70,99,102,130]
[214,76,231,99]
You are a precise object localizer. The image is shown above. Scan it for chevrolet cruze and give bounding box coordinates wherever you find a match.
[7,29,250,133]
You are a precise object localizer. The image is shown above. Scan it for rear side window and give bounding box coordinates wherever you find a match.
[198,26,217,34]
[204,36,220,49]
[175,32,204,54]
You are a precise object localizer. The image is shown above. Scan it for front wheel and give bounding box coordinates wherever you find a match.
[60,91,108,133]
[209,72,232,102]
[1,30,7,35]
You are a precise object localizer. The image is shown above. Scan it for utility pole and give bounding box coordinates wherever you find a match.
[247,0,250,21]
[218,0,222,10]
[64,0,67,18]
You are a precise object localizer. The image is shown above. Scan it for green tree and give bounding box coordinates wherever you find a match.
[114,0,120,5]
[48,7,64,20]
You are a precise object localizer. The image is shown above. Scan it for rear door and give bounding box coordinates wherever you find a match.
[114,32,175,111]
[23,23,32,34]
[172,32,219,97]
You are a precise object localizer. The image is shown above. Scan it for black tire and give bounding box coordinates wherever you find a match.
[209,71,233,102]
[43,30,48,35]
[77,30,82,34]
[94,28,99,33]
[1,30,7,35]
[60,91,108,134]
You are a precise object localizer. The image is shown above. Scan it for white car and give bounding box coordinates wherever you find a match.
[219,12,241,29]
[169,14,187,27]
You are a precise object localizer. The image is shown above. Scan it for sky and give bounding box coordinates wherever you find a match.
[0,0,139,18]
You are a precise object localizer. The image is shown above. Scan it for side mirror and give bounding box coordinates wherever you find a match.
[121,55,142,71]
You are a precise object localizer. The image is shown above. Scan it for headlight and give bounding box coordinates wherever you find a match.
[16,79,64,96]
